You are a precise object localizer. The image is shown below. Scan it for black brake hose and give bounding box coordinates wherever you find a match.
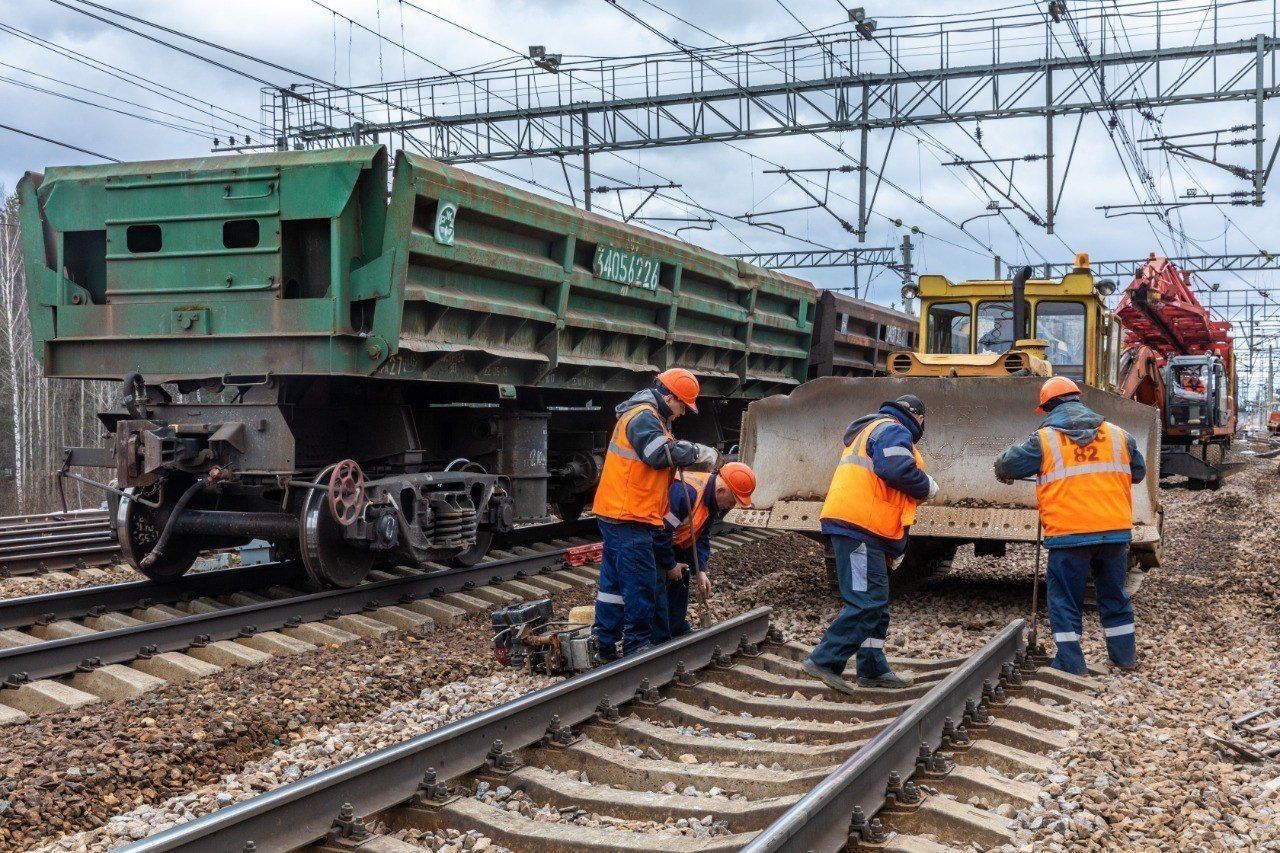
[139,476,205,569]
[122,372,145,420]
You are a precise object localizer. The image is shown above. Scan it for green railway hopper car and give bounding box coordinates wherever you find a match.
[19,146,816,586]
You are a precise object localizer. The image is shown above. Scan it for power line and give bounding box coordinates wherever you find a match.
[0,67,218,138]
[0,122,118,161]
[388,0,845,253]
[603,0,1005,260]
[46,0,450,143]
[46,0,282,90]
[0,20,258,135]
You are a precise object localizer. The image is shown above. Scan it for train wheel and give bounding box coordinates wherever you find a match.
[299,466,374,588]
[117,486,202,583]
[448,529,494,568]
[555,496,588,522]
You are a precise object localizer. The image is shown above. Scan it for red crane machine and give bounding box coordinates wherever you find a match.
[1115,254,1238,488]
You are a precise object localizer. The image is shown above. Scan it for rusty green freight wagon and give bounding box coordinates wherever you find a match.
[19,145,817,586]
[20,146,813,393]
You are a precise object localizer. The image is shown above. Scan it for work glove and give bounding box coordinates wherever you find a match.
[671,441,719,471]
[668,440,700,467]
[925,475,940,500]
[890,554,906,571]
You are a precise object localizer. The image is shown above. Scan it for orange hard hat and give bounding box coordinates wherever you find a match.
[1037,376,1082,413]
[657,368,700,413]
[718,461,756,507]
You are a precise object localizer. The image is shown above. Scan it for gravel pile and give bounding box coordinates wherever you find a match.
[715,459,1280,850]
[34,674,553,852]
[0,564,137,601]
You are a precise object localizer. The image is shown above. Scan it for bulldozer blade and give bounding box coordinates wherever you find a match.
[732,376,1162,558]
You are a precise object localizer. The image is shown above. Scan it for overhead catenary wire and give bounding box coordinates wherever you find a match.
[45,0,464,143]
[0,65,229,138]
[606,0,1015,262]
[772,0,1066,266]
[0,122,118,161]
[0,20,259,135]
[385,0,853,253]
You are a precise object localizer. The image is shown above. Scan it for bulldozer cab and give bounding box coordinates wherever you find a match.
[908,259,1118,387]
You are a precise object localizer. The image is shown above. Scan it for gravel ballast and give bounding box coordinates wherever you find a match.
[0,564,138,601]
[0,607,544,850]
[18,461,1280,851]
[712,458,1280,850]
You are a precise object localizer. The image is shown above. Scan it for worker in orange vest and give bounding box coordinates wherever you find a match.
[592,368,717,660]
[995,377,1146,674]
[802,394,938,693]
[651,462,757,643]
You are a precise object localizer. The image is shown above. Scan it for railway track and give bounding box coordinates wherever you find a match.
[0,521,775,723]
[112,610,1092,853]
[0,508,120,578]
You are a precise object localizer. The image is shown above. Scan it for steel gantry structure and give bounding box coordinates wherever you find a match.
[730,246,899,270]
[266,16,1280,239]
[1002,251,1280,279]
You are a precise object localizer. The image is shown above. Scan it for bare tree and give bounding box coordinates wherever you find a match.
[0,190,110,515]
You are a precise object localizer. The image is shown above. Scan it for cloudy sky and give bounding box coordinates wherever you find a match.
[2,0,1277,390]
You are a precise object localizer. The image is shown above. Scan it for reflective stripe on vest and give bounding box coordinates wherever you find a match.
[672,471,713,549]
[1034,422,1133,539]
[592,403,674,527]
[819,417,925,541]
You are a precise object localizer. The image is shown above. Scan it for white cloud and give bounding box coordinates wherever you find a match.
[2,0,1276,385]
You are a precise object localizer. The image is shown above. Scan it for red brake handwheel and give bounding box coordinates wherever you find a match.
[327,459,366,526]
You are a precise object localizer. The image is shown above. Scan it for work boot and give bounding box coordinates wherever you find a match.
[1112,659,1139,672]
[592,642,619,666]
[856,671,914,689]
[801,658,858,696]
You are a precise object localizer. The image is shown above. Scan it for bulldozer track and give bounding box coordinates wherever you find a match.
[113,611,1092,852]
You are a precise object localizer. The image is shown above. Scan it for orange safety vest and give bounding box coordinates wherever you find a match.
[1035,422,1133,539]
[820,417,926,541]
[667,471,712,549]
[593,403,674,526]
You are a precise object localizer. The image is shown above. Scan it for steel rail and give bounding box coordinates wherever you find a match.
[0,520,110,540]
[0,540,121,576]
[742,618,1026,853]
[0,511,119,576]
[0,520,606,684]
[0,508,108,526]
[0,517,599,629]
[0,561,304,630]
[120,606,773,853]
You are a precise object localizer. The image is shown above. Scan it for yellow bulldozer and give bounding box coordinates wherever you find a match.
[731,255,1162,585]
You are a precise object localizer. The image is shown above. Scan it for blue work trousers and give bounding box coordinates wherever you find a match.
[808,534,892,680]
[1046,542,1137,674]
[593,520,661,656]
[651,546,695,644]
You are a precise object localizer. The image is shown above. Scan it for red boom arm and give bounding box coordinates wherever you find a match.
[1115,254,1234,362]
